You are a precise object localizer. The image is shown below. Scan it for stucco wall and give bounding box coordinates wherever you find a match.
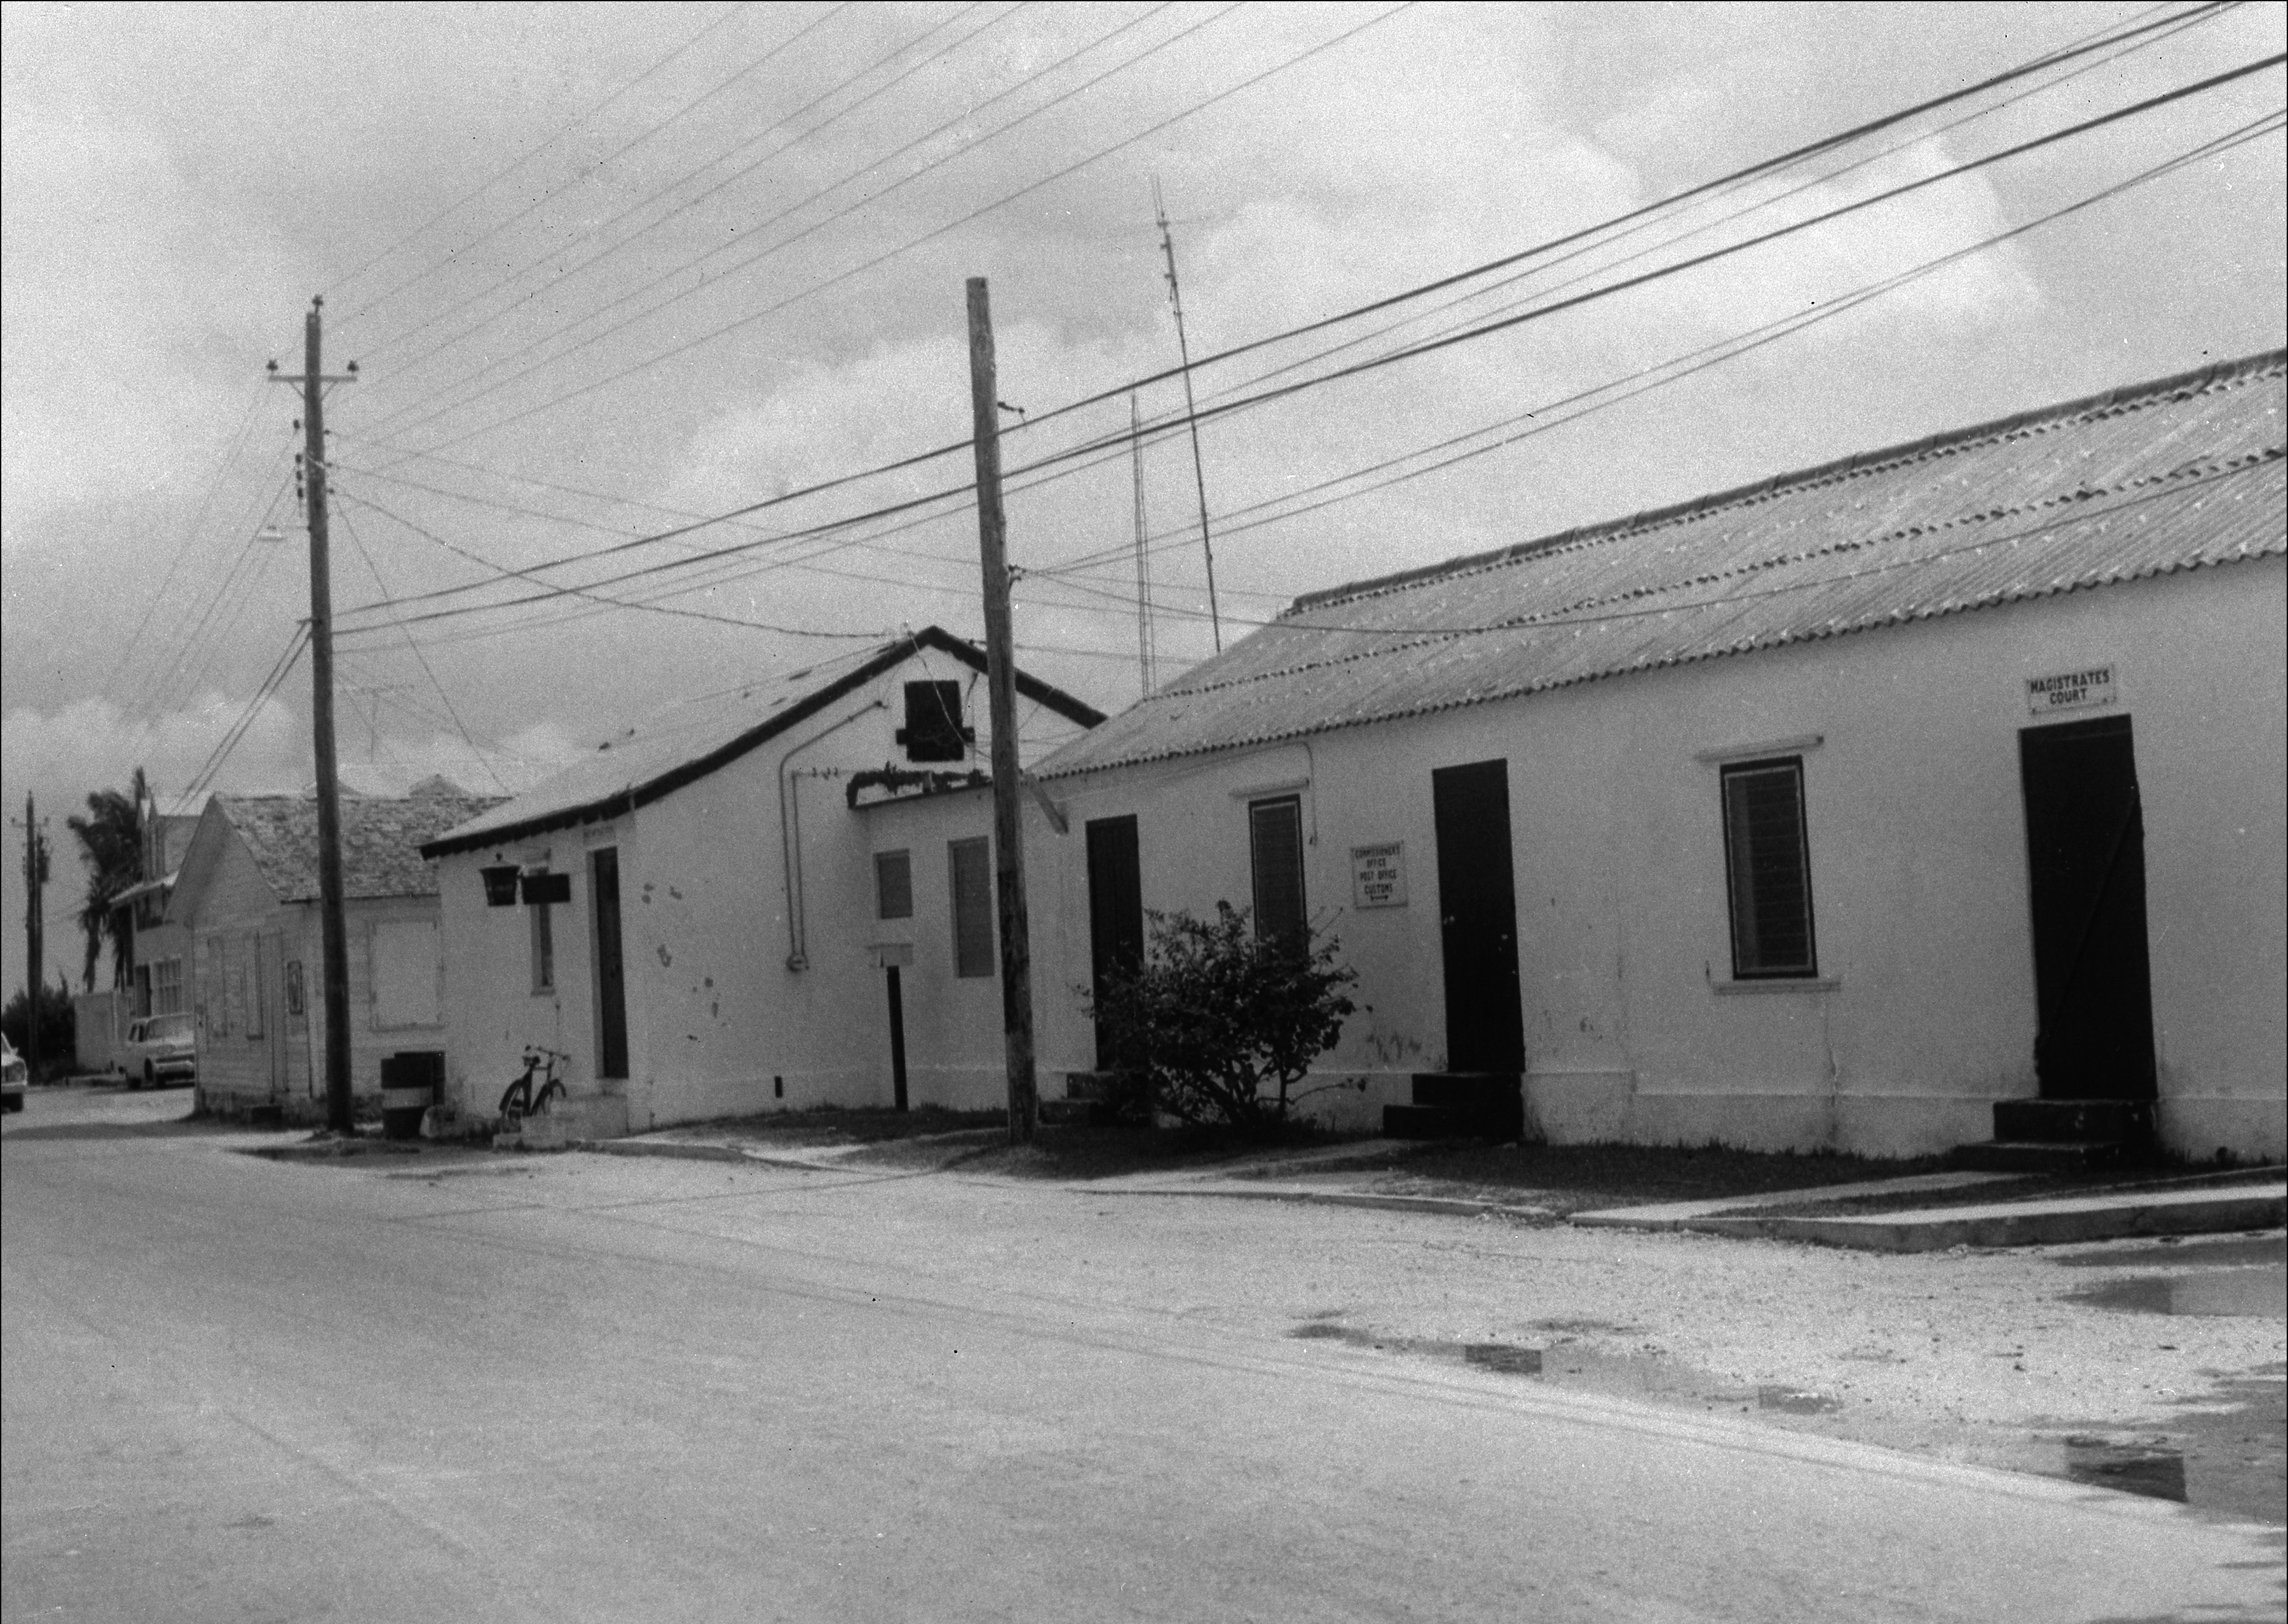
[1033,559,2286,1161]
[435,656,1040,1129]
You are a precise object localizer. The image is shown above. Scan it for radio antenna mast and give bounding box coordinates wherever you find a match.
[1129,392,1158,693]
[1154,177,1221,653]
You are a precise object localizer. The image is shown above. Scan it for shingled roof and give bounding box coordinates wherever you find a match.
[215,786,508,902]
[1040,348,2285,781]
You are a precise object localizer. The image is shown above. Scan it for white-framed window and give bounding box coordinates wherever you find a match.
[1719,755,1818,979]
[152,957,182,1016]
[242,935,264,1039]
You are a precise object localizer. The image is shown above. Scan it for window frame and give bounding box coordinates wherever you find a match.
[529,893,555,994]
[1247,794,1308,951]
[875,849,914,922]
[1719,754,1820,980]
[948,836,994,978]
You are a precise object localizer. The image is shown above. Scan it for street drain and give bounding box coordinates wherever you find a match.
[2062,1438,2188,1503]
[1288,1323,1348,1341]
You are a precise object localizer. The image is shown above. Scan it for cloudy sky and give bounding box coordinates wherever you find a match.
[3,0,2283,999]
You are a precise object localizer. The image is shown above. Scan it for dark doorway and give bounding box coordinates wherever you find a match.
[2019,715,2156,1100]
[1086,816,1143,1071]
[1431,761,1525,1074]
[590,847,630,1080]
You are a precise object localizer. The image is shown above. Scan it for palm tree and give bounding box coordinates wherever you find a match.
[66,768,147,991]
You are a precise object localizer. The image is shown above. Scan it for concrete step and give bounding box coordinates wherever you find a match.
[1992,1099,2153,1144]
[1383,1103,1478,1140]
[1953,1139,2138,1174]
[1038,1096,1113,1126]
[1410,1072,1519,1109]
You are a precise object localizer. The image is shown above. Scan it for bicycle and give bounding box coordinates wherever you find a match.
[498,1046,570,1127]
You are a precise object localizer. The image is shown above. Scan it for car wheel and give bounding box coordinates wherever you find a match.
[139,1064,153,1091]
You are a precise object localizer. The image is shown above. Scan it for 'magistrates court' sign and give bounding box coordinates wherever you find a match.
[2026,664,2116,716]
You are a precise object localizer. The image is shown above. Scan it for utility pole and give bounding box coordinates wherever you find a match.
[15,796,48,1079]
[1154,178,1222,653]
[269,300,356,1133]
[965,277,1036,1145]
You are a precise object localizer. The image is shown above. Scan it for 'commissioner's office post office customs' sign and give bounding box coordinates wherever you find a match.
[2026,664,2116,716]
[1351,843,1407,909]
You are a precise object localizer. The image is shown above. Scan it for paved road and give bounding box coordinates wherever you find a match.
[4,1089,2281,1623]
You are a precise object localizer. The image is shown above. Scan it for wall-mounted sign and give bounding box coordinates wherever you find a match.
[2026,664,2117,716]
[1351,842,1407,909]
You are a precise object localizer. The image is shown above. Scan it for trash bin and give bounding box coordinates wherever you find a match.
[380,1050,443,1140]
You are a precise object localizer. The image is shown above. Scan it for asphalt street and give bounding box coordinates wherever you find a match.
[4,1088,2282,1623]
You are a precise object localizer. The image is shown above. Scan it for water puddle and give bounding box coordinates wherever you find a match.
[2060,1437,2188,1502]
[2063,1266,2285,1318]
[1756,1385,1844,1415]
[1284,1320,1841,1414]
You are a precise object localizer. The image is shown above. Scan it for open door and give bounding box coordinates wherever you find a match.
[2019,715,2156,1100]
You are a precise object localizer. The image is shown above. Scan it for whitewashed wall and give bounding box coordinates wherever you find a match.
[1032,560,2286,1161]
[434,656,1040,1129]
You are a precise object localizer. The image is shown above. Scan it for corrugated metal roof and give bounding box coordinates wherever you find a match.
[1041,350,2285,781]
[426,626,1107,857]
[217,788,509,902]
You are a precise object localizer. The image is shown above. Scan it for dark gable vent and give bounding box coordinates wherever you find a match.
[897,680,973,762]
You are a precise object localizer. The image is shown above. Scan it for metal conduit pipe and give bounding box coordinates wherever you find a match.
[779,702,887,971]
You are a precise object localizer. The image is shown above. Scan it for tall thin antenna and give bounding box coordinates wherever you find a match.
[1154,176,1221,653]
[1129,391,1157,694]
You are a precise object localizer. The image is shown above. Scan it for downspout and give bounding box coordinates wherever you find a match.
[780,703,887,971]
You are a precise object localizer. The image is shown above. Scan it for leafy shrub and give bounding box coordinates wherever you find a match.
[1085,903,1358,1130]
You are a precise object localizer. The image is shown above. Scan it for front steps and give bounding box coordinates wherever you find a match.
[1955,1099,2155,1173]
[1383,1073,1522,1142]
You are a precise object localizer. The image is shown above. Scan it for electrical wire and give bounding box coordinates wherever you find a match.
[331,3,818,327]
[325,46,2284,638]
[332,503,511,791]
[352,1,1004,374]
[354,0,1258,452]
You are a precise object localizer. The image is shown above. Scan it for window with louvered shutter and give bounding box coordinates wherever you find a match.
[1249,796,1307,950]
[1720,757,1818,978]
[949,837,993,977]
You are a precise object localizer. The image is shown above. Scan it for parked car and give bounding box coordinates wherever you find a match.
[119,1013,198,1090]
[1,1035,25,1113]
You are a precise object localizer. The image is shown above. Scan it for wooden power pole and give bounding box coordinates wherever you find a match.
[965,278,1036,1146]
[17,795,46,1078]
[271,300,356,1132]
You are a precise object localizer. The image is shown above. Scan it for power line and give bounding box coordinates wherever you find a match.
[354,1,1253,452]
[352,1,1004,376]
[325,46,2284,638]
[330,3,800,325]
[332,503,510,792]
[330,8,2259,623]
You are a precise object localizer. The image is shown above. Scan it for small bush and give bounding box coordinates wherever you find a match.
[1085,903,1358,1131]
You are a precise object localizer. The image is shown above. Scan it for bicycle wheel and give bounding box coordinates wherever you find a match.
[533,1080,568,1114]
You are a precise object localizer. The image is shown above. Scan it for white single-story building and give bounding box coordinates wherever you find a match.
[419,628,1105,1134]
[167,780,504,1120]
[1025,349,2287,1163]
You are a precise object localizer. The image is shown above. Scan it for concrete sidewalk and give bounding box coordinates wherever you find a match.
[552,1125,2287,1250]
